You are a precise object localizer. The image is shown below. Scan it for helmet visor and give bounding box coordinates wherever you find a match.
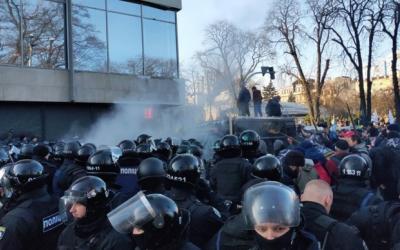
[59,190,87,223]
[107,191,156,234]
[243,181,300,229]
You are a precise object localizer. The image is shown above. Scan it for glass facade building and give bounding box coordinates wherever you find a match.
[0,0,178,78]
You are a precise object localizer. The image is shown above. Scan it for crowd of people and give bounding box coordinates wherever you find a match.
[0,122,399,250]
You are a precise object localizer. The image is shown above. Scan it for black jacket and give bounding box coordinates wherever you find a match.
[210,157,251,203]
[206,212,253,250]
[347,201,400,250]
[301,201,366,250]
[331,178,382,221]
[248,229,320,250]
[265,98,282,116]
[57,216,132,250]
[0,187,64,250]
[166,188,223,249]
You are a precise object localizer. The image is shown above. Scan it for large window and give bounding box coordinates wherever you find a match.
[143,19,177,78]
[0,0,179,78]
[72,0,105,9]
[108,0,140,15]
[72,6,107,72]
[22,0,66,69]
[108,13,142,74]
[0,0,66,69]
[142,5,175,23]
[0,1,21,65]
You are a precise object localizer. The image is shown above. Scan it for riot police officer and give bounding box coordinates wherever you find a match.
[0,159,64,250]
[86,149,128,209]
[152,141,172,162]
[52,141,86,197]
[210,135,251,204]
[33,143,57,194]
[117,139,136,154]
[136,134,152,146]
[108,192,199,250]
[137,157,167,194]
[74,143,96,167]
[166,154,223,248]
[250,154,283,182]
[18,143,34,160]
[243,181,319,250]
[58,176,131,250]
[239,130,264,164]
[116,141,142,197]
[330,154,382,221]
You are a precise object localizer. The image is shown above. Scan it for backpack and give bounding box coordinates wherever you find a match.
[313,215,338,250]
[363,202,400,250]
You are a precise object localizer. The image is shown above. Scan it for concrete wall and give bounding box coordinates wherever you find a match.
[142,0,182,10]
[0,66,185,105]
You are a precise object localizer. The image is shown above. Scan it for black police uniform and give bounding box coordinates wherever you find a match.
[347,201,400,250]
[167,187,223,248]
[248,230,319,250]
[206,212,253,250]
[166,154,224,248]
[0,186,63,250]
[57,216,132,250]
[210,157,251,203]
[58,176,132,250]
[301,201,367,250]
[108,193,200,250]
[330,179,382,221]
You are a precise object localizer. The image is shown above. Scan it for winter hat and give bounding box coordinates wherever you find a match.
[335,140,349,151]
[283,150,305,167]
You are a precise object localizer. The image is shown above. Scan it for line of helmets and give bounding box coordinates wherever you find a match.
[0,130,373,250]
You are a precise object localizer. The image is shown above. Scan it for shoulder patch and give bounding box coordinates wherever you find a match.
[0,226,6,240]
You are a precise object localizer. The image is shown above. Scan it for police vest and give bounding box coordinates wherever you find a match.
[5,194,64,250]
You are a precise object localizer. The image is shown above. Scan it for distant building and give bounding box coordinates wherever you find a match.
[0,0,183,139]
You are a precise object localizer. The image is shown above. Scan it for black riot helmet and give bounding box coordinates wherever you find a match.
[213,139,221,153]
[53,142,65,157]
[118,140,136,154]
[63,141,81,159]
[252,155,282,181]
[74,144,96,166]
[136,134,152,145]
[243,181,300,230]
[86,149,120,182]
[60,176,109,222]
[33,143,50,158]
[0,149,9,167]
[239,130,261,150]
[153,142,172,162]
[137,157,167,191]
[136,143,155,159]
[188,138,203,149]
[3,159,48,197]
[339,154,369,180]
[108,192,184,249]
[219,135,241,157]
[188,145,203,159]
[19,143,34,159]
[175,145,190,155]
[167,154,201,188]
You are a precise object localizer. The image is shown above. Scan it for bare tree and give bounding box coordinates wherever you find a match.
[196,20,271,102]
[265,0,332,123]
[381,0,400,123]
[326,0,383,124]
